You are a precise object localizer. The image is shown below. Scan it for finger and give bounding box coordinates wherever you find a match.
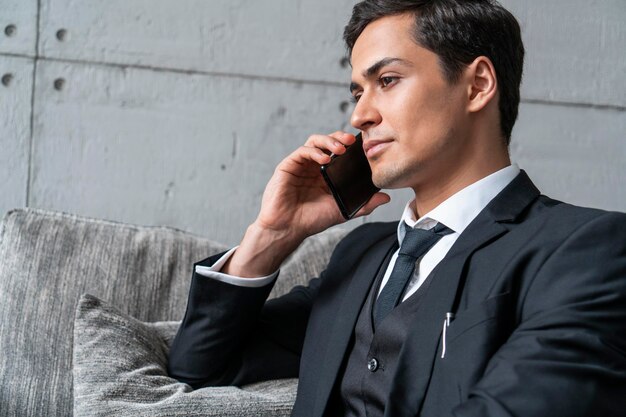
[329,131,357,147]
[354,192,391,217]
[304,134,348,155]
[312,131,357,146]
[285,145,332,167]
[304,132,357,155]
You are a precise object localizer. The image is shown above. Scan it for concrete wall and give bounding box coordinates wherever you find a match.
[1,0,624,245]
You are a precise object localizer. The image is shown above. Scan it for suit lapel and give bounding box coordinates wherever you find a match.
[384,170,540,417]
[313,232,398,417]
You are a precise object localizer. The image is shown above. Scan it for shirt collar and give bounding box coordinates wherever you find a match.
[397,164,520,243]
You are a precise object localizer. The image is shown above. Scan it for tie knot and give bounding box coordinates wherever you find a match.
[399,222,452,258]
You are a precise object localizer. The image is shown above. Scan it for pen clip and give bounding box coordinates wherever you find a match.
[441,312,455,359]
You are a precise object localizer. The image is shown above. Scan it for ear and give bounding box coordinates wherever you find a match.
[466,56,498,113]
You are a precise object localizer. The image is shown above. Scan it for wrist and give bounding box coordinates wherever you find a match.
[222,221,304,278]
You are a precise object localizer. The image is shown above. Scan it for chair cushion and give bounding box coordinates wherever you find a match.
[73,294,297,416]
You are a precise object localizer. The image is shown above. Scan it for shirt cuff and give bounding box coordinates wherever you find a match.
[194,246,278,288]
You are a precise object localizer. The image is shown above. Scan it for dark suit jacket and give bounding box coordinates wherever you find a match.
[168,171,626,417]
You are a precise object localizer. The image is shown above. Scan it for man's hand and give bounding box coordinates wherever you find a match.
[223,131,390,277]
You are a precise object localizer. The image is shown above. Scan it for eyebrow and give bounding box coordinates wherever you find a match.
[349,57,412,94]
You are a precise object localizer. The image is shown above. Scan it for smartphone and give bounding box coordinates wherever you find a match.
[320,133,380,220]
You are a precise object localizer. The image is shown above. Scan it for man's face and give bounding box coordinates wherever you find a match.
[350,13,470,190]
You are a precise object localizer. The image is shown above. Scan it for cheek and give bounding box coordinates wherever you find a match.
[417,87,464,134]
[396,82,447,125]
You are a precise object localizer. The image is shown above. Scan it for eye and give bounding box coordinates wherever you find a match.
[379,76,398,87]
[350,94,361,104]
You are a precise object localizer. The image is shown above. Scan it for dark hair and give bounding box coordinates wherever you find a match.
[344,0,524,144]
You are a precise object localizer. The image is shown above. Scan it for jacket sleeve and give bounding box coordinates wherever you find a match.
[453,212,626,417]
[167,251,320,389]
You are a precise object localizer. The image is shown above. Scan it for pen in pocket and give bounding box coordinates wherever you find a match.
[441,312,455,359]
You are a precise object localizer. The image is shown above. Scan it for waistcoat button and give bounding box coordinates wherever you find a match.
[368,358,379,372]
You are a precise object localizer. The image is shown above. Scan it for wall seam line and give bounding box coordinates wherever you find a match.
[25,0,43,207]
[4,51,624,113]
[17,53,350,89]
[520,98,625,112]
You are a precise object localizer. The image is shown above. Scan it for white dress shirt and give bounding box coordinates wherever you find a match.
[196,164,520,302]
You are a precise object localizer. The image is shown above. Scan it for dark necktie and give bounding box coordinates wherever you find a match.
[374,222,452,327]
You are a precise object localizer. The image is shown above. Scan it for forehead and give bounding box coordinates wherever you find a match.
[350,13,421,72]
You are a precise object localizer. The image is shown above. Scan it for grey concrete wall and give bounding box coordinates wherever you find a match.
[1,0,625,245]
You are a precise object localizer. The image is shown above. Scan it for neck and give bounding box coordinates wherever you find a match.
[410,138,511,218]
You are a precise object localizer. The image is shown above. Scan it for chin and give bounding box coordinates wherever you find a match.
[372,158,424,189]
[372,167,406,190]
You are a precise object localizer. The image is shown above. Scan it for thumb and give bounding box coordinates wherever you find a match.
[355,192,391,217]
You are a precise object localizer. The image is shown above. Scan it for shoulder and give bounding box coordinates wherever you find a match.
[548,204,626,252]
[325,221,397,268]
[524,195,626,237]
[517,202,626,322]
[336,221,397,248]
[519,197,626,287]
[487,196,626,290]
[343,221,398,241]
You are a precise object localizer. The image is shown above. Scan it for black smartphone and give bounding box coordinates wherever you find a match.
[320,133,380,220]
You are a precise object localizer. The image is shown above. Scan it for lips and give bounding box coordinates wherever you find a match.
[363,138,393,158]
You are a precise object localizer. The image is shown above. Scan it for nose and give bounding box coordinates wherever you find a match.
[350,93,382,131]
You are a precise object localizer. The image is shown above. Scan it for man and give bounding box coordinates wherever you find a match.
[168,1,626,416]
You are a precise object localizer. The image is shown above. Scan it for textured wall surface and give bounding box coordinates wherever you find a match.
[1,0,625,245]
